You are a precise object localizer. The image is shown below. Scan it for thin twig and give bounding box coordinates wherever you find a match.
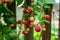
[16,25,21,40]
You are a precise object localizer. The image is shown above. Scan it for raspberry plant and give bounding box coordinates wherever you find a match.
[16,0,55,40]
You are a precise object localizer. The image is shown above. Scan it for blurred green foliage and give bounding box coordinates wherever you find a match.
[0,0,17,40]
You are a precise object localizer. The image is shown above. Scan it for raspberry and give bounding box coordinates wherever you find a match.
[23,21,31,26]
[22,30,27,35]
[17,20,21,24]
[35,26,40,32]
[28,8,33,13]
[44,15,50,20]
[23,9,28,14]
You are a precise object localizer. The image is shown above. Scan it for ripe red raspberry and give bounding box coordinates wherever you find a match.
[44,15,50,20]
[17,20,21,24]
[35,26,40,32]
[28,8,33,13]
[22,30,27,35]
[23,9,28,14]
[23,21,31,26]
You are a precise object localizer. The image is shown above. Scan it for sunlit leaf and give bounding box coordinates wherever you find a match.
[38,11,44,20]
[45,0,55,4]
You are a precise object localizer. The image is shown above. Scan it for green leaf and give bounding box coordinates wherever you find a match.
[43,19,50,24]
[38,0,45,6]
[39,18,50,24]
[31,5,40,13]
[45,0,55,4]
[34,0,38,5]
[44,5,50,8]
[2,27,11,33]
[3,34,11,40]
[38,11,44,20]
[7,17,16,24]
[0,22,3,29]
[17,0,24,6]
[43,4,50,8]
[24,14,29,17]
[38,0,55,8]
[39,19,44,23]
[9,31,17,38]
[4,16,16,24]
[0,5,2,13]
[0,35,3,40]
